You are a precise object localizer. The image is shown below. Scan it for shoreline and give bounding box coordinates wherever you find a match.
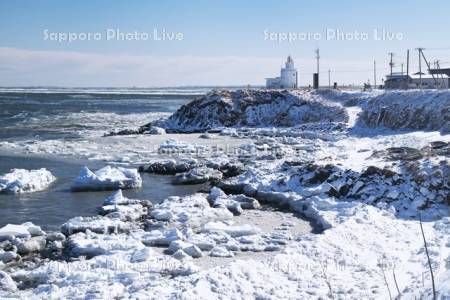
[0,88,449,298]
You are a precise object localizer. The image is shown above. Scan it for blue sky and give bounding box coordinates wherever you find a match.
[1,0,449,86]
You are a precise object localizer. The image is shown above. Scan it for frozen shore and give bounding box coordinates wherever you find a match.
[0,89,449,299]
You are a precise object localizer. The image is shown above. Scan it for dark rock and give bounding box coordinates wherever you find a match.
[139,160,196,175]
[206,161,246,178]
[306,168,331,184]
[362,166,396,178]
[326,185,340,197]
[217,182,245,194]
[104,128,144,137]
[386,147,423,161]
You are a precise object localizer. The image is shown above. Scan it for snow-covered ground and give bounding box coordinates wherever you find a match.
[0,89,449,299]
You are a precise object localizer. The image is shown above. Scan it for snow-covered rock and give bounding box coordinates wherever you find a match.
[99,203,147,221]
[0,223,44,241]
[147,126,166,135]
[67,231,145,257]
[0,251,18,264]
[0,224,30,241]
[209,245,234,257]
[172,168,223,185]
[71,166,142,192]
[0,271,16,292]
[61,216,136,236]
[151,89,349,132]
[142,228,183,246]
[149,194,233,230]
[359,90,450,132]
[168,240,203,258]
[0,168,55,194]
[16,237,46,255]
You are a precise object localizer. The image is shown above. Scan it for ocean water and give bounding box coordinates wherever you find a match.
[0,87,210,141]
[0,87,217,230]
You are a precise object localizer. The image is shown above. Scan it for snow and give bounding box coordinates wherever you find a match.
[0,223,45,241]
[149,194,234,230]
[61,215,137,236]
[148,126,166,135]
[0,271,16,292]
[1,88,450,299]
[202,222,261,238]
[71,166,142,192]
[0,168,55,194]
[153,89,349,132]
[67,231,146,257]
[359,90,450,133]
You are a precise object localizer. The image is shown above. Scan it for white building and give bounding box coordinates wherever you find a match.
[266,56,298,89]
[384,73,449,89]
[410,74,449,89]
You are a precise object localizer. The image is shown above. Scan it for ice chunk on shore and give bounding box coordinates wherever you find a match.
[202,222,261,237]
[0,224,30,241]
[0,223,44,241]
[149,194,233,230]
[210,245,234,257]
[0,168,55,194]
[0,271,17,292]
[67,231,145,257]
[168,240,203,258]
[61,216,136,236]
[142,228,183,246]
[71,166,142,192]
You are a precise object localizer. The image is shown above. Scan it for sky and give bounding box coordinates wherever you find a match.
[1,0,450,87]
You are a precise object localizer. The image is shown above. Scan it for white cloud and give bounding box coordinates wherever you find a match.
[0,47,382,87]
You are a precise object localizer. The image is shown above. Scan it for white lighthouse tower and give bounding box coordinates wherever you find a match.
[266,56,298,89]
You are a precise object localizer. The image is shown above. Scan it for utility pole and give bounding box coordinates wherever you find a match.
[416,48,424,89]
[406,49,410,76]
[401,63,404,74]
[388,52,395,75]
[328,69,331,88]
[374,60,377,87]
[315,48,320,75]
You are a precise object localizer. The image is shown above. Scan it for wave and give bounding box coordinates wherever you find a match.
[0,87,234,96]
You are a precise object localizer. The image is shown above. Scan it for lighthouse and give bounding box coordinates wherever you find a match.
[265,56,298,89]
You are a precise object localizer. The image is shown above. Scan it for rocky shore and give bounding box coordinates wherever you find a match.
[0,88,449,299]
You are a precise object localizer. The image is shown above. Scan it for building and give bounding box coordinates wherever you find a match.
[384,73,410,89]
[266,56,298,89]
[429,68,450,77]
[384,73,449,89]
[410,74,449,89]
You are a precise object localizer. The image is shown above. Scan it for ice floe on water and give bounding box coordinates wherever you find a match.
[71,166,142,192]
[0,168,55,194]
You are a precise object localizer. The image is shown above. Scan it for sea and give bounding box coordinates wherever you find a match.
[0,87,230,230]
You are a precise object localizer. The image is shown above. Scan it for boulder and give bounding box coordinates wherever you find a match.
[138,160,196,175]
